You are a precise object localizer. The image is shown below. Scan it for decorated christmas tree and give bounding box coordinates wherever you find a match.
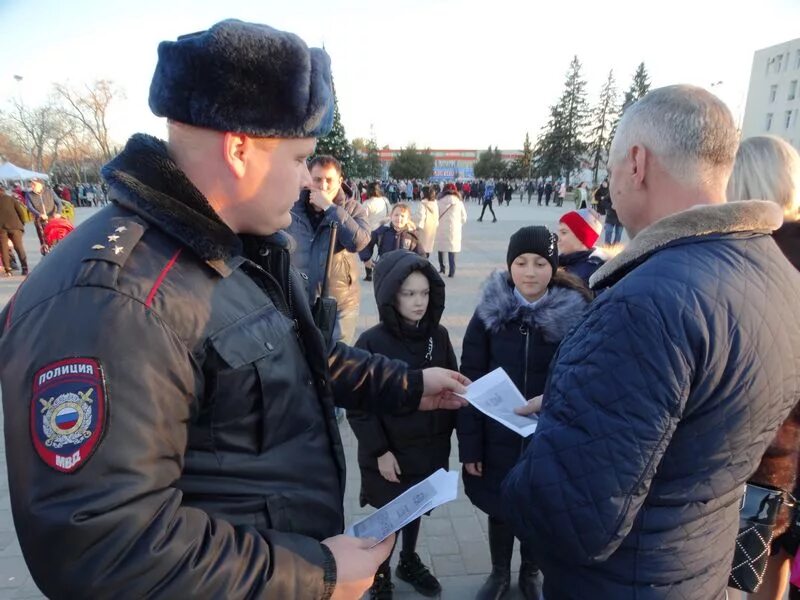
[314,75,355,176]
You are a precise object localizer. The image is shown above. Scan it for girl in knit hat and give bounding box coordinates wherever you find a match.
[457,226,591,600]
[557,208,606,285]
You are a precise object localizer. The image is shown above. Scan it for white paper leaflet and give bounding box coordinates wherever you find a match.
[346,469,459,544]
[459,367,538,437]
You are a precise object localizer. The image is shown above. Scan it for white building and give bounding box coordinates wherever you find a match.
[741,38,800,150]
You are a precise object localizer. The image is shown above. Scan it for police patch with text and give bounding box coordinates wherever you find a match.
[31,358,108,473]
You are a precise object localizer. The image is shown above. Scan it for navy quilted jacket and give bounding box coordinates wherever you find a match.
[503,201,800,600]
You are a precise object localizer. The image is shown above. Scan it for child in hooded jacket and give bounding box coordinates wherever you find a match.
[457,226,591,600]
[347,249,457,599]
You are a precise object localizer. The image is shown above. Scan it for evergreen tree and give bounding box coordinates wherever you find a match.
[473,146,506,179]
[589,70,619,185]
[622,62,651,111]
[609,62,652,159]
[535,56,590,184]
[314,75,354,175]
[363,137,382,179]
[389,144,434,180]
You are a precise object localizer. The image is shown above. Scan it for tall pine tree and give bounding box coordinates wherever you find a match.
[535,56,590,184]
[609,62,652,157]
[314,75,355,175]
[589,70,619,184]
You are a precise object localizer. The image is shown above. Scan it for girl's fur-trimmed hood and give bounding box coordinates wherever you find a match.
[476,271,589,343]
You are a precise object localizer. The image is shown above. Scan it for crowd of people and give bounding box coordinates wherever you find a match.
[3,18,800,600]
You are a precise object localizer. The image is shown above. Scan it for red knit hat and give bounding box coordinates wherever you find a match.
[559,208,602,248]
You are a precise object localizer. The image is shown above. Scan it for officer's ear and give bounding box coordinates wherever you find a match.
[222,132,250,179]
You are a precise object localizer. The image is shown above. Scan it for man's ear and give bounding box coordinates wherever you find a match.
[630,144,647,189]
[222,132,249,179]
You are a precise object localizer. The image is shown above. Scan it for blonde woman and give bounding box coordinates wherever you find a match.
[728,135,800,600]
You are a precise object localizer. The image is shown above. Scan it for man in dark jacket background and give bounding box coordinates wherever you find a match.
[0,20,468,600]
[287,155,370,345]
[504,85,800,599]
[0,188,27,276]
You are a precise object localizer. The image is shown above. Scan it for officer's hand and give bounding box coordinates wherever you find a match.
[419,368,470,411]
[514,395,543,417]
[322,534,395,600]
[377,451,401,483]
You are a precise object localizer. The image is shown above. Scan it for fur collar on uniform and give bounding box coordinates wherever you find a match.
[476,270,588,343]
[102,133,242,262]
[590,200,784,289]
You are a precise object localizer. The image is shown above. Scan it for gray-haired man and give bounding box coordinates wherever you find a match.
[505,85,800,599]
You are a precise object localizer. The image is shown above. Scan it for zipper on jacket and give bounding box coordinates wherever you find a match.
[520,323,531,455]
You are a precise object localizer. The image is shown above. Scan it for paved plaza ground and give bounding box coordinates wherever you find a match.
[0,198,756,599]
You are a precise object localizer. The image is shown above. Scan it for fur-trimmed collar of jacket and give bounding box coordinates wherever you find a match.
[102,133,247,263]
[590,200,784,290]
[476,271,589,343]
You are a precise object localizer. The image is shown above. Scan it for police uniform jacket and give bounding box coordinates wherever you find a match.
[0,134,424,600]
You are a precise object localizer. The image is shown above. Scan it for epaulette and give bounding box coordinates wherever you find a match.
[81,217,147,269]
[76,217,148,288]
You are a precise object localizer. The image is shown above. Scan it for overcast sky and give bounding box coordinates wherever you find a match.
[2,0,798,150]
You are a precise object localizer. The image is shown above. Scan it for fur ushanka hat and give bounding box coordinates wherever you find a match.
[149,19,335,138]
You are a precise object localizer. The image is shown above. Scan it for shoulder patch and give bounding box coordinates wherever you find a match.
[31,358,108,473]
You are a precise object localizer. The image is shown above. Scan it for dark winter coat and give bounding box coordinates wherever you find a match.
[750,218,800,535]
[594,185,610,216]
[457,272,589,519]
[0,192,26,231]
[348,250,457,507]
[287,186,370,312]
[359,224,424,261]
[0,134,425,600]
[503,201,800,600]
[558,249,605,284]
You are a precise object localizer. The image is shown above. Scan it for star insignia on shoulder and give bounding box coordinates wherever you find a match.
[113,246,124,255]
[91,244,105,250]
[114,226,127,233]
[107,234,119,242]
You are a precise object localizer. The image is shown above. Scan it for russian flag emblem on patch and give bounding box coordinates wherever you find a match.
[31,358,108,473]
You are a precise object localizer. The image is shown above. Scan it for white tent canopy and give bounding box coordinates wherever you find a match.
[0,161,49,181]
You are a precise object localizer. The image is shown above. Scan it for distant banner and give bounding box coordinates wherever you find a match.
[431,165,474,180]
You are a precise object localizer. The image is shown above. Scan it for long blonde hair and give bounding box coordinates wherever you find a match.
[727,135,800,220]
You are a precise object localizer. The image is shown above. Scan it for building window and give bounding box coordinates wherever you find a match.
[767,113,774,131]
[796,49,800,69]
[777,54,784,73]
[770,84,778,102]
[790,81,798,101]
[786,110,793,130]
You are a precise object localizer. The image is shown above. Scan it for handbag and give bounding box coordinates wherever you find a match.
[728,482,790,592]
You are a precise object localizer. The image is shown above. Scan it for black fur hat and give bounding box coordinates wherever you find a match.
[149,19,334,138]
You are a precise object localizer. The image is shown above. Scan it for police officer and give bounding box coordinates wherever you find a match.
[0,20,468,600]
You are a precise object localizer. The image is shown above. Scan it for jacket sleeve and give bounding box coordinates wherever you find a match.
[502,299,692,565]
[326,201,370,253]
[328,340,423,415]
[345,335,392,458]
[460,202,467,224]
[24,193,42,218]
[359,228,379,262]
[456,313,490,464]
[0,287,335,600]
